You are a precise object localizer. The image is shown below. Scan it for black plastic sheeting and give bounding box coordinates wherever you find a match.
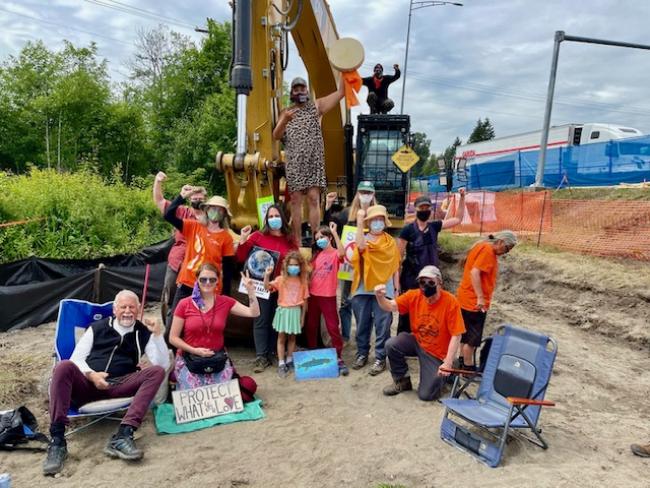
[0,239,172,332]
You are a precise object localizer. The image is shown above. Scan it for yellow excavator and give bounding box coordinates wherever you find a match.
[216,0,412,232]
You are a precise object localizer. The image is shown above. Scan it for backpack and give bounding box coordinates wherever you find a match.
[0,406,49,450]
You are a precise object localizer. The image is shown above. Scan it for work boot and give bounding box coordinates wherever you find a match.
[43,439,67,476]
[631,443,650,458]
[383,376,413,396]
[104,425,143,461]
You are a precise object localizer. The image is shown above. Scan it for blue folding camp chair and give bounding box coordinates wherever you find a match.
[53,299,133,437]
[440,324,557,467]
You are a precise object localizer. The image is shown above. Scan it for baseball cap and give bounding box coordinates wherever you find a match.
[417,265,442,281]
[357,181,375,192]
[414,196,432,208]
[291,77,308,89]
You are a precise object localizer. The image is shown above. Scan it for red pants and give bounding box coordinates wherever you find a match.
[49,360,165,428]
[305,295,343,357]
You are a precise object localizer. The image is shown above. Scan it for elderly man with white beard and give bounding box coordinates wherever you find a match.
[43,290,169,476]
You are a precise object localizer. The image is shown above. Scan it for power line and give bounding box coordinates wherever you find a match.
[0,6,132,47]
[83,0,197,31]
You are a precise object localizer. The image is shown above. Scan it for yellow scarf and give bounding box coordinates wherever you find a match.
[351,232,400,292]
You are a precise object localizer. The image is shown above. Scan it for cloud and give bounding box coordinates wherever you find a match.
[2,0,650,154]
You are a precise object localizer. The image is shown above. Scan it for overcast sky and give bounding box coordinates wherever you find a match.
[1,0,650,153]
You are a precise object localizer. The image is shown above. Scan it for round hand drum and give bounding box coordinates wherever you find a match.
[329,37,365,72]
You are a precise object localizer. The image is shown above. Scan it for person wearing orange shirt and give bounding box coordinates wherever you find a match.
[164,186,236,346]
[374,265,465,401]
[456,231,518,370]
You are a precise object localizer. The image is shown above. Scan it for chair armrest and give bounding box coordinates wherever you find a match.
[440,367,482,376]
[507,396,555,407]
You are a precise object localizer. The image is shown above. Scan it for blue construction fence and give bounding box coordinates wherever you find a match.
[416,134,650,192]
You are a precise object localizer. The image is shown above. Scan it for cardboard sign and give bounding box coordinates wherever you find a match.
[239,245,281,299]
[172,379,244,424]
[337,225,357,281]
[257,195,275,229]
[294,348,339,381]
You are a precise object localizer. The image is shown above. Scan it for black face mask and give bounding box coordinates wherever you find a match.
[422,283,437,298]
[290,93,309,104]
[416,209,431,222]
[190,201,203,210]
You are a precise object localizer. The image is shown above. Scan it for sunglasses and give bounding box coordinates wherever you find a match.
[198,277,218,284]
[417,279,436,287]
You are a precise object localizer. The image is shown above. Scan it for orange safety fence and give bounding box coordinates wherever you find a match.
[409,190,650,261]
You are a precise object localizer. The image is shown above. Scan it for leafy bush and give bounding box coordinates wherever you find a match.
[0,167,208,263]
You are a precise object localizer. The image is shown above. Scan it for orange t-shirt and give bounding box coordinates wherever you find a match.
[395,289,465,360]
[456,241,498,311]
[269,275,309,307]
[176,220,235,290]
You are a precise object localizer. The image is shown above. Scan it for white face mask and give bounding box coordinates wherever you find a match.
[359,194,373,205]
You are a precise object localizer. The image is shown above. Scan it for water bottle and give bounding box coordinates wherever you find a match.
[0,473,11,488]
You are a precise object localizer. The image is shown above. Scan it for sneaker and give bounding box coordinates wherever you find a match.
[277,364,289,378]
[253,356,272,373]
[286,361,295,371]
[382,376,413,396]
[368,359,387,376]
[43,441,67,476]
[352,355,368,370]
[338,360,349,377]
[104,427,143,461]
[631,443,650,458]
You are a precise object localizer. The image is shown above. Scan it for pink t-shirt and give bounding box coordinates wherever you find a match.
[163,201,195,272]
[270,275,309,307]
[309,248,342,297]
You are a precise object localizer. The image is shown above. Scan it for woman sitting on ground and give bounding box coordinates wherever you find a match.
[169,263,260,390]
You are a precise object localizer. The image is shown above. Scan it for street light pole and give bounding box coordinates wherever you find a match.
[400,1,463,115]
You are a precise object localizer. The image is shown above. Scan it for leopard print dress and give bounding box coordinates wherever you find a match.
[282,101,326,193]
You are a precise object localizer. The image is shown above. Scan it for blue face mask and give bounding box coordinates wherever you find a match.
[316,237,329,249]
[370,220,385,233]
[268,216,282,230]
[287,265,300,276]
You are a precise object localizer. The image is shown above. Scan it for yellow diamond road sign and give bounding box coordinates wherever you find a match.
[391,145,420,173]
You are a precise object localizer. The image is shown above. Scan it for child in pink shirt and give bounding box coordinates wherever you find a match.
[264,251,309,377]
[306,223,349,376]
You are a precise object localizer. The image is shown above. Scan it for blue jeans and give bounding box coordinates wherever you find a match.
[351,294,393,361]
[339,280,352,341]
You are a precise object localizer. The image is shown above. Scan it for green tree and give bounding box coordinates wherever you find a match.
[409,132,431,177]
[467,117,496,143]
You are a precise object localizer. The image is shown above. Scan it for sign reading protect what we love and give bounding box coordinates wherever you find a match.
[172,380,244,424]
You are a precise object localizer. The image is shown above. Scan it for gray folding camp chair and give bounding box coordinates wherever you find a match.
[440,324,557,467]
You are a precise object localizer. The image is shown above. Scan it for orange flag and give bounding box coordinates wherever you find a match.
[343,70,362,109]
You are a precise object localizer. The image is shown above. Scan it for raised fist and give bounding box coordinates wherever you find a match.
[155,171,167,182]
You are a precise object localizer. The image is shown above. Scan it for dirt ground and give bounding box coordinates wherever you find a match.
[1,246,649,488]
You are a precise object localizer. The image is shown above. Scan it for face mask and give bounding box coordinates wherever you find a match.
[207,207,224,223]
[268,216,282,230]
[316,237,329,249]
[290,93,309,104]
[359,194,373,205]
[422,283,437,298]
[370,220,385,233]
[190,200,203,210]
[416,209,431,222]
[287,265,300,276]
[197,214,208,226]
[374,68,383,77]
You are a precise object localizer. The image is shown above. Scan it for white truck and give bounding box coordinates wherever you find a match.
[454,123,647,188]
[456,123,643,165]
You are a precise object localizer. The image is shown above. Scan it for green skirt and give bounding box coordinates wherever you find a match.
[272,305,301,335]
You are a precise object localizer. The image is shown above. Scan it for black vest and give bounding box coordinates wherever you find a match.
[85,318,152,378]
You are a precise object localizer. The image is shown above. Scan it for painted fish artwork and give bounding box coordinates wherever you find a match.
[294,348,339,381]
